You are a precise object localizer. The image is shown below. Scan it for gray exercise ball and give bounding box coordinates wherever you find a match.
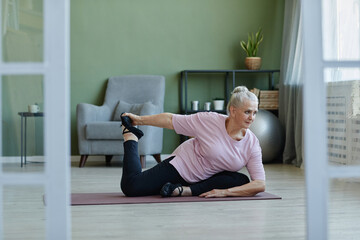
[249,109,285,163]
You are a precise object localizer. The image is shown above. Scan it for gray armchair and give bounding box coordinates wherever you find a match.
[76,75,165,168]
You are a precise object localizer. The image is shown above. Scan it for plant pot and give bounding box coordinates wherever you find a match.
[245,57,262,70]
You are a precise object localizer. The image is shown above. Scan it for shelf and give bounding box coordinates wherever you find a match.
[182,69,280,73]
[180,69,280,114]
[185,110,227,114]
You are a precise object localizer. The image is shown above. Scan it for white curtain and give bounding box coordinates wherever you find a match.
[279,0,304,167]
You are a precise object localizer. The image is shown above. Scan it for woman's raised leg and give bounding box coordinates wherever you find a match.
[120,126,187,196]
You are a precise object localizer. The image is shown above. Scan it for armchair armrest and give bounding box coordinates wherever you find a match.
[76,103,112,154]
[77,103,112,123]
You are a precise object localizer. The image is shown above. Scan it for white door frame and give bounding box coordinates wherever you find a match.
[0,0,71,239]
[302,0,360,239]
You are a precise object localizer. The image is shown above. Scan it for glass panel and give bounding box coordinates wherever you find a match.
[3,185,45,239]
[322,0,360,61]
[329,178,360,239]
[2,0,43,62]
[1,75,44,172]
[326,68,360,166]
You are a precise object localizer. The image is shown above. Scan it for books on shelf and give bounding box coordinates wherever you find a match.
[251,88,279,110]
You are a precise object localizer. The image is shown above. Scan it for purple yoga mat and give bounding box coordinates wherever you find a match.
[70,192,281,206]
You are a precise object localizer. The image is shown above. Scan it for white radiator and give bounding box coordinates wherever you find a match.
[327,80,360,165]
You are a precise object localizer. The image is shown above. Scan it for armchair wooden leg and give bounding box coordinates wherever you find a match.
[152,154,161,163]
[140,155,146,168]
[105,155,113,166]
[79,155,89,168]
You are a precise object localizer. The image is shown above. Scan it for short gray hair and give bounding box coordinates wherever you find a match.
[226,86,258,115]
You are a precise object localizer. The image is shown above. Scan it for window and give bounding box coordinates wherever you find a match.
[323,0,360,82]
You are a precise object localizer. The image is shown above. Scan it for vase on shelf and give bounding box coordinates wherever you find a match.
[191,100,199,111]
[213,100,225,111]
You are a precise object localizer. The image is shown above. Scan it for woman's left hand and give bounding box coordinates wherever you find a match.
[199,189,230,198]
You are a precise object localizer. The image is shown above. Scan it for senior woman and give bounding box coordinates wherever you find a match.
[120,86,265,198]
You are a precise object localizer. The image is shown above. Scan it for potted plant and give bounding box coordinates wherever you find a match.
[240,28,263,70]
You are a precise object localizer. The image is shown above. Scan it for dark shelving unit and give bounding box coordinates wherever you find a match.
[180,69,280,114]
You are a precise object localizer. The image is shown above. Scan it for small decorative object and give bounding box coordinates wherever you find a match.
[28,103,40,113]
[240,28,263,70]
[213,98,225,111]
[191,100,199,111]
[204,102,211,111]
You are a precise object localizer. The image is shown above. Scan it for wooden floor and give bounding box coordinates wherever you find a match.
[2,160,360,240]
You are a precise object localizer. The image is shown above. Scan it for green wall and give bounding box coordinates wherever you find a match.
[1,0,284,157]
[70,0,285,155]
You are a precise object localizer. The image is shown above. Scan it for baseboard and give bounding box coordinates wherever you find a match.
[71,154,171,163]
[1,155,171,164]
[1,156,45,163]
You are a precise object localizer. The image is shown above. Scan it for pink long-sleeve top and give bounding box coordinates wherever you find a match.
[170,112,265,183]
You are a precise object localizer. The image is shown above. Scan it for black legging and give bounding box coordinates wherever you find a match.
[120,140,250,197]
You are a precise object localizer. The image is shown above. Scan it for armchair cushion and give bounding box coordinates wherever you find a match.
[113,100,161,121]
[86,122,124,140]
[140,101,161,116]
[86,101,161,140]
[113,100,144,121]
